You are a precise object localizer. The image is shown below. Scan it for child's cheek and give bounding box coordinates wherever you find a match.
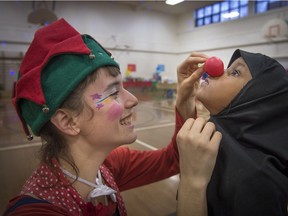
[107,103,123,121]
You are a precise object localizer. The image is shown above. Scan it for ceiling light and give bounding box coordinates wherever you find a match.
[165,0,185,6]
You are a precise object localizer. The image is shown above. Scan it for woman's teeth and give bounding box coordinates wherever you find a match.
[120,116,131,125]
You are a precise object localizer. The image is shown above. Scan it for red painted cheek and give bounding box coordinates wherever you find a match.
[107,103,123,121]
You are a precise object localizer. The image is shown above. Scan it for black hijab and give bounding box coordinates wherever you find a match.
[207,49,288,216]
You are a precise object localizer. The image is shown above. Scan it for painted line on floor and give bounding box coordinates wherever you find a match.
[135,139,158,150]
[135,122,175,131]
[135,123,175,150]
[0,123,175,152]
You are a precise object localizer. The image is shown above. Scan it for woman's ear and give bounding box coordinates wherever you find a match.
[51,109,80,136]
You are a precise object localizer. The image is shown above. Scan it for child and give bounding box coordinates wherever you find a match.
[4,19,221,216]
[178,49,288,215]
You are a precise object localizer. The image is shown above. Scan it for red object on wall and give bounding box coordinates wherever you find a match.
[127,64,136,72]
[123,81,152,88]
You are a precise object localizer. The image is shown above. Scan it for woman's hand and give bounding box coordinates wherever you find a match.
[177,117,221,183]
[176,117,222,216]
[176,52,208,120]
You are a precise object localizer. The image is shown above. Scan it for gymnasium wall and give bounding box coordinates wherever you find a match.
[0,1,287,92]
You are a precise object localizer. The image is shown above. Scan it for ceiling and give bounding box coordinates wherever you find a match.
[28,1,221,17]
[113,1,221,16]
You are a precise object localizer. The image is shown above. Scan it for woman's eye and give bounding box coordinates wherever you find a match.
[109,91,119,98]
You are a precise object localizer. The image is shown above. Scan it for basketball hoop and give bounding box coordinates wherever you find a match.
[261,18,288,41]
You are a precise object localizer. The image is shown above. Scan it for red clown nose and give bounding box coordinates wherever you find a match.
[204,56,224,77]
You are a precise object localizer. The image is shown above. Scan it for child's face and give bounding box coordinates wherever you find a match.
[196,57,252,115]
[77,68,138,151]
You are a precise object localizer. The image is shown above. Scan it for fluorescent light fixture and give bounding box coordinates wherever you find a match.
[165,0,185,5]
[223,11,240,19]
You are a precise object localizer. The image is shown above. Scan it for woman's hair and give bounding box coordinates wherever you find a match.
[39,66,121,177]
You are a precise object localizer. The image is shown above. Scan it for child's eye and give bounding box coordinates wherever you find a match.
[231,70,240,77]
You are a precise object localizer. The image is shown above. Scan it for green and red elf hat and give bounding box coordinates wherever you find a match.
[13,18,119,140]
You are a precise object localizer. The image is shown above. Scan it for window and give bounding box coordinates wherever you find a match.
[255,0,288,14]
[195,0,249,27]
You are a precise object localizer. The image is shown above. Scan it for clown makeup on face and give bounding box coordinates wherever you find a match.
[91,92,112,110]
[80,70,138,146]
[107,103,123,121]
[90,85,120,110]
[90,89,123,122]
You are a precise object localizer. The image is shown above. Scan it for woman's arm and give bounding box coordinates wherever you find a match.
[176,118,222,216]
[175,52,208,120]
[177,175,208,216]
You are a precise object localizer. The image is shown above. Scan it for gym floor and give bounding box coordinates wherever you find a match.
[0,89,183,215]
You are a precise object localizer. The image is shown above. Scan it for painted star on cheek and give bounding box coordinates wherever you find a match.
[96,103,104,110]
[90,93,102,100]
[95,98,112,110]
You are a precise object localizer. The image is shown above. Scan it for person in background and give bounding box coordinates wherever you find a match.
[3,18,221,216]
[177,49,288,216]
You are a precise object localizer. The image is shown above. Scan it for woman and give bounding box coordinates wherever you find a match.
[178,49,288,215]
[4,19,221,215]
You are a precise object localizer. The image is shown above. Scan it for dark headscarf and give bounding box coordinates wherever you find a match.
[207,49,288,216]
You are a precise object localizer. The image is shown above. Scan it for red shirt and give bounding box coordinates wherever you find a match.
[4,109,184,216]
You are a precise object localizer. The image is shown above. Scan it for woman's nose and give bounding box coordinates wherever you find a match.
[124,89,138,108]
